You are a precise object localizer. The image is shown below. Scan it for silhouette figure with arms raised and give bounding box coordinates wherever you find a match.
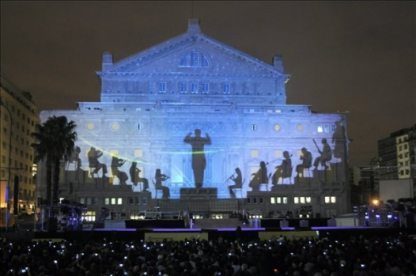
[184,129,211,188]
[87,147,107,178]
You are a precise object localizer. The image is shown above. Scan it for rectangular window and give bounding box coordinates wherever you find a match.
[300,197,305,204]
[82,211,96,222]
[277,197,282,204]
[117,198,123,205]
[270,197,276,204]
[283,197,288,204]
[331,196,336,203]
[178,82,187,93]
[294,197,299,204]
[80,197,85,204]
[158,82,167,93]
[325,196,330,204]
[190,83,198,94]
[111,198,116,205]
[200,83,209,93]
[222,83,230,94]
[306,197,311,203]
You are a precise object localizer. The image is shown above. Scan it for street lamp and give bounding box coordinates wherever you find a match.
[0,98,13,231]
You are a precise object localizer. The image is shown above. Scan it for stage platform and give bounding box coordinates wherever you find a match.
[5,225,408,244]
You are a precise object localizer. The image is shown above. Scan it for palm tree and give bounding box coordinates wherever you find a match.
[32,116,77,231]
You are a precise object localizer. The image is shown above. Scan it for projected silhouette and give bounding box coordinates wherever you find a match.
[313,138,332,170]
[67,146,81,170]
[87,147,107,177]
[272,151,293,185]
[129,161,149,192]
[295,147,312,178]
[111,156,128,185]
[228,167,243,198]
[332,121,346,160]
[249,161,268,192]
[155,168,170,199]
[184,129,211,188]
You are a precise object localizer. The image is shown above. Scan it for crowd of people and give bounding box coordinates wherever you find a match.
[1,232,415,276]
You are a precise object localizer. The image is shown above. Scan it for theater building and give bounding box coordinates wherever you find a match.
[37,19,350,222]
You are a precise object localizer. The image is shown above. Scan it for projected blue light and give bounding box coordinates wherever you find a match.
[40,19,349,201]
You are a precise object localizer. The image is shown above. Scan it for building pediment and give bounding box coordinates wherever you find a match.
[98,21,287,79]
[97,19,289,105]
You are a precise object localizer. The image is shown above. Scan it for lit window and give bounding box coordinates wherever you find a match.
[294,197,299,204]
[274,150,283,158]
[283,197,288,204]
[317,126,323,133]
[117,198,123,205]
[250,150,259,158]
[270,197,276,204]
[276,197,282,204]
[111,198,116,205]
[111,122,120,131]
[87,123,94,130]
[300,197,305,204]
[274,124,281,132]
[134,149,143,158]
[82,211,96,222]
[325,196,330,204]
[331,196,336,203]
[306,197,311,203]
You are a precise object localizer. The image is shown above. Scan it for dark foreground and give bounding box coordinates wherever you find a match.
[1,227,416,276]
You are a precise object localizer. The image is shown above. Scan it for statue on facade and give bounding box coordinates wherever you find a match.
[129,161,149,192]
[184,129,211,188]
[249,161,268,192]
[228,167,243,198]
[87,147,107,178]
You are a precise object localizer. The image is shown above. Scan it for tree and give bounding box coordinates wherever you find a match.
[32,116,77,231]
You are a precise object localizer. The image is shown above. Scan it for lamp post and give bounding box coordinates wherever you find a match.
[0,98,13,231]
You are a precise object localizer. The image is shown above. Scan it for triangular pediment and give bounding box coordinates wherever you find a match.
[99,28,285,78]
[98,20,289,105]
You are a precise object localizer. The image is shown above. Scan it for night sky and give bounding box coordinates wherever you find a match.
[1,1,415,166]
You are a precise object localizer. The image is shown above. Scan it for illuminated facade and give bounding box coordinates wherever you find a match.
[38,19,350,219]
[0,76,38,217]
